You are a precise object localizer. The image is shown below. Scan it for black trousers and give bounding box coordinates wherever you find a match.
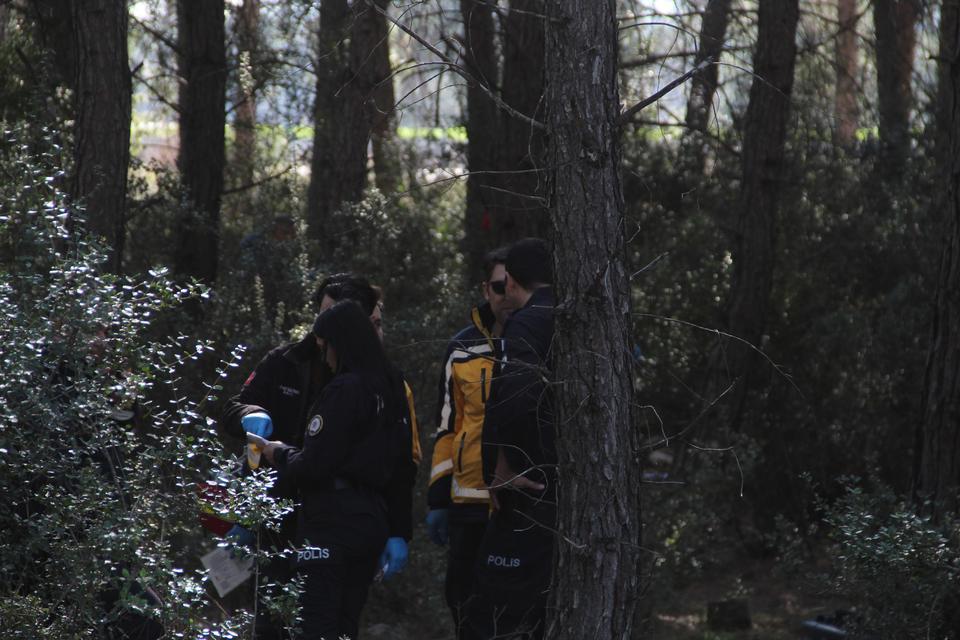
[445,520,488,638]
[297,554,379,640]
[461,504,553,640]
[294,487,388,640]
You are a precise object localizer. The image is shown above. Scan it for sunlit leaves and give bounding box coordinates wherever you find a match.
[0,126,270,637]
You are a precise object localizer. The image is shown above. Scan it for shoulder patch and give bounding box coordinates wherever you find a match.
[307,415,323,436]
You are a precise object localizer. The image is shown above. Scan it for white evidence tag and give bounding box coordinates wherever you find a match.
[201,546,254,597]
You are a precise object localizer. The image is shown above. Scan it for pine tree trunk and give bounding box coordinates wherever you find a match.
[365,0,401,195]
[494,0,548,241]
[723,0,799,431]
[873,0,918,177]
[305,0,365,254]
[915,0,960,522]
[460,0,500,279]
[176,0,226,284]
[683,0,731,172]
[32,0,131,273]
[233,0,259,199]
[545,1,642,638]
[834,0,859,146]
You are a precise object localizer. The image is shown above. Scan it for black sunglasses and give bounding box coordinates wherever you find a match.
[489,279,506,295]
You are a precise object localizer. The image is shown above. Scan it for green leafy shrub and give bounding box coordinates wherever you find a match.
[0,127,289,637]
[821,480,959,639]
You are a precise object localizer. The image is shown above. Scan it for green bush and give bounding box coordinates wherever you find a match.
[821,480,960,639]
[0,127,289,637]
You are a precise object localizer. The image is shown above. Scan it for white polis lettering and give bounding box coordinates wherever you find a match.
[279,385,300,397]
[487,555,521,568]
[297,547,331,562]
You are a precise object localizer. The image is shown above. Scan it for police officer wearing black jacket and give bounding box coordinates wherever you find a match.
[219,274,416,638]
[468,238,556,640]
[257,300,410,639]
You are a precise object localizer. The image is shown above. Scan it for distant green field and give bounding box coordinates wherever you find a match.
[131,119,468,144]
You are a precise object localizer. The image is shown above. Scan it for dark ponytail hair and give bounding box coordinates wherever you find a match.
[312,300,389,380]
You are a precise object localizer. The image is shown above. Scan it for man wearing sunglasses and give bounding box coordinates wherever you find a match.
[427,247,514,637]
[468,237,556,640]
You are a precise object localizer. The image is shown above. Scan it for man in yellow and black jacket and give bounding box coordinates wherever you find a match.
[427,248,513,636]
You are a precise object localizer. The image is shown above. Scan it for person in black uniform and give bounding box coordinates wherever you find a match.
[219,274,416,638]
[255,300,410,639]
[468,238,556,640]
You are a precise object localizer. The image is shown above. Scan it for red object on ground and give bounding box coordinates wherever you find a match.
[197,481,235,536]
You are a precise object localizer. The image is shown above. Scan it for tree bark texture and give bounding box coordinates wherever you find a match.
[834,0,860,146]
[494,0,548,241]
[364,0,401,194]
[176,0,226,284]
[683,0,731,172]
[916,0,960,521]
[32,0,131,274]
[724,0,799,430]
[544,1,642,638]
[873,0,918,177]
[233,0,260,198]
[460,0,500,280]
[306,0,378,254]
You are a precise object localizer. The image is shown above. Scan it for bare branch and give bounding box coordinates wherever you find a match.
[619,57,714,126]
[362,0,545,131]
[222,165,296,196]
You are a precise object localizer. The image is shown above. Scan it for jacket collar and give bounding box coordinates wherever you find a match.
[284,334,318,365]
[470,302,497,341]
[524,286,555,310]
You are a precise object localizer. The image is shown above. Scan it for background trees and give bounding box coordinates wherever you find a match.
[2,0,959,637]
[29,0,131,274]
[175,0,226,284]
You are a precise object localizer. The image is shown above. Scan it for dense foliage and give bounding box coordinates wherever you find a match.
[1,0,959,636]
[0,127,297,637]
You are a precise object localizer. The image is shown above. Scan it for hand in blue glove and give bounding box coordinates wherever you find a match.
[379,537,408,581]
[241,411,273,438]
[426,509,449,546]
[226,524,256,548]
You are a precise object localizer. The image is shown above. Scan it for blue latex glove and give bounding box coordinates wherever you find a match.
[426,509,449,546]
[379,537,408,580]
[241,411,273,438]
[226,524,256,548]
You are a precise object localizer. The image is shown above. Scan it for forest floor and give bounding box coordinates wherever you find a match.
[647,554,842,639]
[361,536,844,640]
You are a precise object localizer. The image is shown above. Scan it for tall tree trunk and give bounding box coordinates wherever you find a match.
[724,0,799,431]
[683,0,732,172]
[545,1,642,638]
[176,0,226,284]
[0,4,8,42]
[873,0,918,177]
[915,0,960,522]
[494,0,548,241]
[365,0,401,194]
[31,0,131,274]
[233,0,259,200]
[305,0,366,255]
[834,0,860,146]
[460,0,500,279]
